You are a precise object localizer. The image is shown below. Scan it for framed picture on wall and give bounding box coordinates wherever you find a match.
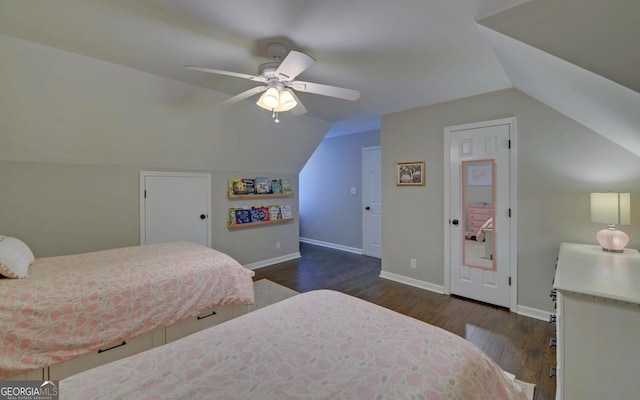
[396,161,425,186]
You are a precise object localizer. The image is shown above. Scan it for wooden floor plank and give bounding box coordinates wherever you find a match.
[253,242,556,400]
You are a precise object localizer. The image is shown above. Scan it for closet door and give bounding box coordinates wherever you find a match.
[140,172,211,247]
[445,118,514,309]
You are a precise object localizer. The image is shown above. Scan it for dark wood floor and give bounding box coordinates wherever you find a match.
[254,242,557,400]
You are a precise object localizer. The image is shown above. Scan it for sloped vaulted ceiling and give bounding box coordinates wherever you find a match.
[0,0,638,157]
[477,0,640,157]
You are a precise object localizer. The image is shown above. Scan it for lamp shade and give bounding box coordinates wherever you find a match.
[590,193,631,225]
[276,89,298,112]
[256,87,280,110]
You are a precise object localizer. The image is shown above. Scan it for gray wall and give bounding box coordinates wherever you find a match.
[381,88,640,313]
[0,162,299,265]
[0,33,325,264]
[299,130,380,250]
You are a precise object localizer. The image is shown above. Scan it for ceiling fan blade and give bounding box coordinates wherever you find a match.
[220,86,267,105]
[275,51,315,81]
[290,80,360,101]
[289,91,307,116]
[185,66,267,83]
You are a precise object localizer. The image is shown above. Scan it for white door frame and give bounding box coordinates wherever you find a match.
[139,171,212,247]
[362,145,382,258]
[443,117,518,312]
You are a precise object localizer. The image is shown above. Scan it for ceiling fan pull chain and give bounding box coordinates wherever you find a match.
[274,111,280,123]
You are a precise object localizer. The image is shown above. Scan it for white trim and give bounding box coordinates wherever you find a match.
[139,171,212,247]
[243,252,301,270]
[299,237,363,255]
[379,271,445,294]
[443,117,518,312]
[517,305,552,322]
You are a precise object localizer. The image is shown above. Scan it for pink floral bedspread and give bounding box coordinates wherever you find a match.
[61,290,528,399]
[0,242,254,379]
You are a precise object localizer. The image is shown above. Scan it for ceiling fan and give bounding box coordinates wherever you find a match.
[186,42,360,122]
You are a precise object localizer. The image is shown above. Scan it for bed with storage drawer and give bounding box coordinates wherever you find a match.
[0,239,254,381]
[61,290,529,400]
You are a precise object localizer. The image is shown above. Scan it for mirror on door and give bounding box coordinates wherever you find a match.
[461,159,495,270]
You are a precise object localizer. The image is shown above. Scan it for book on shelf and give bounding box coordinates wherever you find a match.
[228,178,243,195]
[234,209,252,224]
[251,206,270,222]
[255,177,270,194]
[268,205,281,220]
[280,204,293,220]
[242,178,255,195]
[228,207,240,224]
[271,179,282,194]
[280,179,292,194]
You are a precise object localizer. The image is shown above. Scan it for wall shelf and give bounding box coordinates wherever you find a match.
[227,193,293,200]
[227,218,295,230]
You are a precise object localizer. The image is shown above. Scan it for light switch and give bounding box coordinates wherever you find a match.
[350,187,357,195]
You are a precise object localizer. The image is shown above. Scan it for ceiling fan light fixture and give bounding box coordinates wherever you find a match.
[276,89,297,112]
[257,87,280,110]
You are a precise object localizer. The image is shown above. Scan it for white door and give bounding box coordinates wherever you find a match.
[362,146,382,258]
[140,172,211,246]
[446,120,513,308]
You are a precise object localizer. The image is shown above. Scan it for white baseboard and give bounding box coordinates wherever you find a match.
[299,237,363,255]
[379,270,445,295]
[244,252,301,271]
[517,305,553,322]
[249,246,549,321]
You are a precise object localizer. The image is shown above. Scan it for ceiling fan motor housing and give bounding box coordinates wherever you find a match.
[265,42,289,61]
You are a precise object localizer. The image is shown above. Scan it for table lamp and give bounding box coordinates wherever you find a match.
[590,192,631,252]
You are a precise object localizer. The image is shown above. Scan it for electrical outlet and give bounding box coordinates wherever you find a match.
[276,242,280,250]
[410,258,417,269]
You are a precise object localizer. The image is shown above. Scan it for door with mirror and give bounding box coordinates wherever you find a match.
[448,123,511,308]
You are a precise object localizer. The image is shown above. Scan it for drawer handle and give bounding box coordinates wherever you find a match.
[98,341,127,353]
[197,310,217,320]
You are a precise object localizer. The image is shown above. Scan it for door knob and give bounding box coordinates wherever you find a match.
[200,214,206,220]
[365,206,371,210]
[451,219,459,225]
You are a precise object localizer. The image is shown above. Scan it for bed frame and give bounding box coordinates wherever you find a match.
[9,303,249,381]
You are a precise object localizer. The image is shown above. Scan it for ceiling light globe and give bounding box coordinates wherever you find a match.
[262,88,280,108]
[278,90,297,111]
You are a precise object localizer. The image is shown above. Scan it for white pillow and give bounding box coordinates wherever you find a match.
[0,236,35,278]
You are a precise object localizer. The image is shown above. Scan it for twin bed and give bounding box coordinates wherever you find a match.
[0,241,255,380]
[2,238,529,399]
[60,290,529,399]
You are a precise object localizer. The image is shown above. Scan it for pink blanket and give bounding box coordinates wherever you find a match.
[0,242,254,379]
[61,290,528,399]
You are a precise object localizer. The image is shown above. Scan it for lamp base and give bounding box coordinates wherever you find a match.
[595,228,629,253]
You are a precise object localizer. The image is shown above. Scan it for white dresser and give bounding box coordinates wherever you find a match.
[553,243,640,400]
